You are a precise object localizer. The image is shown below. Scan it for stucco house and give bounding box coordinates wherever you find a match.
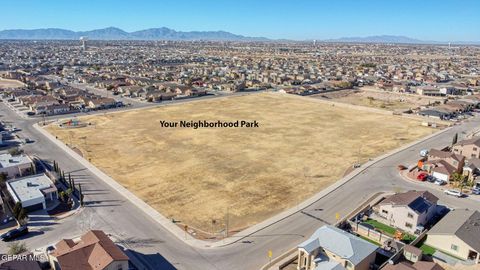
[452,137,480,159]
[426,209,480,263]
[374,191,438,234]
[0,153,34,179]
[297,225,378,270]
[423,149,465,181]
[49,230,129,270]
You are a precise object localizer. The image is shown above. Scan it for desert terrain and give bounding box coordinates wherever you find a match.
[45,93,435,234]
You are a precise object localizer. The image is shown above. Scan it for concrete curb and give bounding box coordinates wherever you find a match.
[33,115,452,249]
[33,123,207,247]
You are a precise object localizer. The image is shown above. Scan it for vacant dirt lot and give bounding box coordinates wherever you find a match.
[46,93,435,234]
[313,88,442,112]
[0,79,25,89]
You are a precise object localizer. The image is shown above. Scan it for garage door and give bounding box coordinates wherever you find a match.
[24,202,44,212]
[432,172,448,182]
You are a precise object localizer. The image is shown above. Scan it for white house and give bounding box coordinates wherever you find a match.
[0,153,34,178]
[6,173,58,212]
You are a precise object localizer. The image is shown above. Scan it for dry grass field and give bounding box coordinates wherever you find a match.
[0,79,25,89]
[45,93,435,234]
[313,88,441,112]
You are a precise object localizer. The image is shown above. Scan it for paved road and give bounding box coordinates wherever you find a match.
[1,99,480,270]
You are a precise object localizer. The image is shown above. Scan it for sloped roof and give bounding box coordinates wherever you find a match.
[298,225,377,265]
[454,137,480,148]
[51,230,128,270]
[428,149,464,162]
[380,190,438,214]
[428,209,480,252]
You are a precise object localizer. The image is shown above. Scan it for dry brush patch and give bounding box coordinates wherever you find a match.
[46,93,435,233]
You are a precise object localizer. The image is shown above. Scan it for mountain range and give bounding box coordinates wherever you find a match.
[0,27,478,44]
[0,27,268,41]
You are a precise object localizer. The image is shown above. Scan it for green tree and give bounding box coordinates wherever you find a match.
[8,147,23,156]
[79,184,84,206]
[12,202,22,219]
[7,242,28,255]
[17,209,28,225]
[451,172,467,190]
[29,163,36,175]
[452,133,458,146]
[0,172,7,189]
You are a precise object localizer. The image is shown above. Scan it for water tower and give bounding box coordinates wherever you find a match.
[80,36,88,51]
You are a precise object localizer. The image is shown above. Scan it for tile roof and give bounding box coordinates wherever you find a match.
[51,230,128,270]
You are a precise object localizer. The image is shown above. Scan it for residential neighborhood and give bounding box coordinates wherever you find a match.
[1,1,480,270]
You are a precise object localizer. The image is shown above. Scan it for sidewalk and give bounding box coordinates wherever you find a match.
[33,118,453,249]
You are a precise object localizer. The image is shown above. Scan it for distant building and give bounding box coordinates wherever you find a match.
[0,153,34,178]
[6,173,58,212]
[49,230,129,270]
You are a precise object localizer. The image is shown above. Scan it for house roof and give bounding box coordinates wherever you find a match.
[51,230,128,270]
[298,225,377,265]
[428,209,480,252]
[7,173,56,204]
[464,157,480,170]
[379,190,438,213]
[431,160,457,176]
[404,245,422,257]
[382,261,444,270]
[428,149,464,163]
[454,137,480,148]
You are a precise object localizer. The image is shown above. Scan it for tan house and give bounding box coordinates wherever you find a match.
[375,191,438,234]
[453,137,480,159]
[423,149,465,181]
[49,230,129,270]
[297,225,378,270]
[426,209,480,263]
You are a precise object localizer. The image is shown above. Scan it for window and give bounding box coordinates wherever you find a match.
[382,210,388,214]
[474,147,477,151]
[472,154,477,158]
[407,213,414,218]
[405,222,413,228]
[451,244,459,251]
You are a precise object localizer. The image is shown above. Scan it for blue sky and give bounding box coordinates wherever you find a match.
[1,0,479,41]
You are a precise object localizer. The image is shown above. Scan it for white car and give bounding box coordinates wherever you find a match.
[434,179,446,185]
[444,189,463,198]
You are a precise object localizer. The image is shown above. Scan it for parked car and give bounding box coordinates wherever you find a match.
[417,172,428,181]
[0,226,29,241]
[472,187,480,195]
[435,179,447,185]
[426,175,436,183]
[444,189,464,198]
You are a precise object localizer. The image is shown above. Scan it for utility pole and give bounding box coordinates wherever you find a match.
[225,207,229,238]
